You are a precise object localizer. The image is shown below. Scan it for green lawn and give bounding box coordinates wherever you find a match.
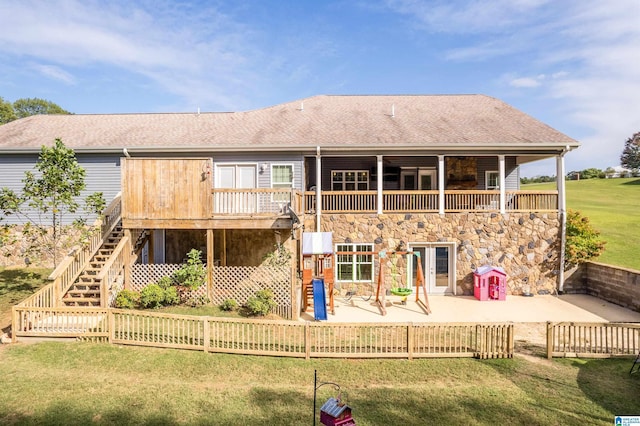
[0,267,51,332]
[0,342,638,425]
[523,178,640,270]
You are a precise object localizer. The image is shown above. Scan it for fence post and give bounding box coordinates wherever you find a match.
[11,306,18,343]
[546,321,553,359]
[203,317,210,353]
[407,322,414,360]
[108,309,115,344]
[508,324,514,358]
[305,321,311,360]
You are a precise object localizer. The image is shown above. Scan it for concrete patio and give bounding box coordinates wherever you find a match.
[302,293,640,323]
[300,293,640,345]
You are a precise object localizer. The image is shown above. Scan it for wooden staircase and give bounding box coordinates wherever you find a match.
[62,225,124,307]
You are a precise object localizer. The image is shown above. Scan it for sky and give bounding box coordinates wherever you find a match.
[0,0,639,177]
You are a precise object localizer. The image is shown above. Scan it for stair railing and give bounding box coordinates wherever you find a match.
[48,193,123,306]
[96,235,130,308]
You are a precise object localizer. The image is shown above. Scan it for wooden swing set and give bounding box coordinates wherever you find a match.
[331,249,432,316]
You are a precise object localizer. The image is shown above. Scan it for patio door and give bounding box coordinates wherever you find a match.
[409,243,455,295]
[401,169,437,190]
[215,164,257,213]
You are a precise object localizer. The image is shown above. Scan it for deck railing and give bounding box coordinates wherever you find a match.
[96,236,129,308]
[47,193,123,306]
[547,322,640,358]
[304,190,558,213]
[11,307,514,359]
[212,189,302,215]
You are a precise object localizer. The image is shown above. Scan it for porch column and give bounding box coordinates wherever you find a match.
[316,147,322,232]
[557,153,567,292]
[438,155,445,215]
[124,229,132,290]
[499,155,506,214]
[377,155,383,214]
[206,229,214,302]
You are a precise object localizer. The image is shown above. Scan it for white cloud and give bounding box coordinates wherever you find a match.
[0,0,261,110]
[385,0,640,172]
[31,64,76,85]
[510,77,541,88]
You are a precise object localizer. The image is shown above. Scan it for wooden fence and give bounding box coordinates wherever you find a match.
[11,307,513,359]
[547,322,640,358]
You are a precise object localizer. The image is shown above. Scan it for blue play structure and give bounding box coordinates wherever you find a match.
[312,278,328,321]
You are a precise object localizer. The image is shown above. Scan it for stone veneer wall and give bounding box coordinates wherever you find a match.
[563,261,640,312]
[304,212,560,295]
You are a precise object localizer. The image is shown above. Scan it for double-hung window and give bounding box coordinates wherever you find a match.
[332,170,369,191]
[272,164,294,202]
[486,171,499,190]
[336,243,374,282]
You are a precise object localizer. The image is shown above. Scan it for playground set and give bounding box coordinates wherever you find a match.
[301,232,431,320]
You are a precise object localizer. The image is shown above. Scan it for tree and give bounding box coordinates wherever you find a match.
[0,96,16,124]
[621,132,640,171]
[13,97,70,119]
[0,139,105,266]
[564,210,605,271]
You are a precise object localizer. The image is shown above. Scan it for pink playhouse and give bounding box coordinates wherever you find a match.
[473,265,507,301]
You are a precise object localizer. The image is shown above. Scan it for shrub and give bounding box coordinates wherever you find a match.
[220,299,238,311]
[163,286,180,306]
[140,284,166,309]
[565,209,606,270]
[173,249,206,290]
[156,276,174,290]
[245,289,277,316]
[115,289,140,309]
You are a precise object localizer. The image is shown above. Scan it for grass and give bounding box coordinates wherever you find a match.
[523,178,640,270]
[0,342,638,425]
[0,267,51,332]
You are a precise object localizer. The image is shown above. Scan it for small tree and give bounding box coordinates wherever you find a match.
[0,139,105,266]
[0,96,16,124]
[564,210,606,270]
[621,132,640,172]
[12,97,70,119]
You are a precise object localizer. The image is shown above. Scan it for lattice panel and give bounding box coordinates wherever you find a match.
[129,263,291,318]
[131,264,182,291]
[212,265,291,313]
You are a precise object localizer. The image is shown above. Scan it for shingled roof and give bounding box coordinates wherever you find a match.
[0,94,578,154]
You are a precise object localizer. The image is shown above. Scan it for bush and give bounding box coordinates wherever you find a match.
[245,289,277,316]
[565,209,606,270]
[173,249,206,290]
[115,289,140,309]
[220,299,238,311]
[156,276,174,289]
[163,286,180,306]
[139,284,166,309]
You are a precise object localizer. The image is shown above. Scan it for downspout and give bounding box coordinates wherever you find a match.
[315,146,322,232]
[123,147,131,158]
[557,149,568,293]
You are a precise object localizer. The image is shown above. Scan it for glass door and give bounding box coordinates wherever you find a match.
[215,164,257,213]
[410,244,454,295]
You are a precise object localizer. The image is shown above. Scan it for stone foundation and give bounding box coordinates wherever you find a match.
[304,212,560,295]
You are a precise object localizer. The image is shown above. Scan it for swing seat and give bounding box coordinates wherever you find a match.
[390,287,412,297]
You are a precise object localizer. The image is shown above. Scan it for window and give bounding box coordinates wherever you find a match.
[335,243,374,282]
[272,164,293,201]
[486,171,499,190]
[332,170,369,191]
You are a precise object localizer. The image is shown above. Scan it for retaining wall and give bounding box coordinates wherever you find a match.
[563,261,640,313]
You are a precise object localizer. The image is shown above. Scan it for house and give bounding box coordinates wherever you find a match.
[0,95,579,319]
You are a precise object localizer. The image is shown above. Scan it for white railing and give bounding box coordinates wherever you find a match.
[212,189,301,215]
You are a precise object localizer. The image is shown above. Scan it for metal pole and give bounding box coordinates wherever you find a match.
[313,369,317,426]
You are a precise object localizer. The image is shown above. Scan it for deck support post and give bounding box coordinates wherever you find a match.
[377,155,383,214]
[499,155,506,214]
[557,153,567,292]
[207,229,214,302]
[438,155,445,215]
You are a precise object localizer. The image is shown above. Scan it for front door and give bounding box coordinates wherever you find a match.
[215,164,257,213]
[410,244,455,295]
